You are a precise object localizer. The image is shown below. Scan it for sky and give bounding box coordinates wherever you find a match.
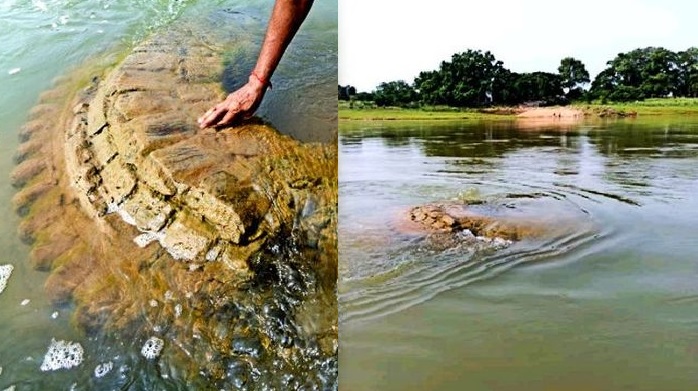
[339,0,698,92]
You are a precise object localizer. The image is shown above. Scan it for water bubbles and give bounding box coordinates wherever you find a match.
[7,68,21,76]
[94,361,113,378]
[174,303,183,318]
[51,311,59,319]
[0,264,13,294]
[149,299,158,307]
[141,337,164,360]
[40,339,84,371]
[20,299,30,306]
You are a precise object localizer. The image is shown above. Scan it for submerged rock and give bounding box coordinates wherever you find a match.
[13,25,336,389]
[397,201,547,246]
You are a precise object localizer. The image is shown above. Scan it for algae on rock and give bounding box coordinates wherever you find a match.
[12,25,337,389]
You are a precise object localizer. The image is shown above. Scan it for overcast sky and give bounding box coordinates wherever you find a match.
[339,0,698,92]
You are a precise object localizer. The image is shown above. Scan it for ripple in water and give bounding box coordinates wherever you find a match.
[339,188,606,324]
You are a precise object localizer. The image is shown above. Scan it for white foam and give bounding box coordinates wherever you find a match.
[40,339,84,371]
[20,299,30,306]
[51,311,59,319]
[149,299,158,307]
[3,385,15,391]
[94,361,113,378]
[0,264,13,294]
[141,337,164,360]
[174,304,182,318]
[7,68,20,76]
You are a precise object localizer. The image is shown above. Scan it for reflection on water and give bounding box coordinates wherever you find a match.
[339,118,698,390]
[0,0,336,389]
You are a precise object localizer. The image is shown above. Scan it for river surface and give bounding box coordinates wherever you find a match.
[339,118,698,390]
[0,1,336,389]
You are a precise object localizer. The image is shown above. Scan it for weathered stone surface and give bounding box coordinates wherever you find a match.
[400,202,545,241]
[10,159,45,188]
[12,25,337,389]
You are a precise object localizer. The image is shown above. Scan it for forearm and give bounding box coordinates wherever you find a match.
[251,0,314,85]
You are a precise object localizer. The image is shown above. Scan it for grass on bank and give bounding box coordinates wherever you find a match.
[338,102,515,121]
[575,97,698,116]
[340,98,698,121]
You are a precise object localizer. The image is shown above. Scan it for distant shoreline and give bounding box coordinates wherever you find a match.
[339,98,698,122]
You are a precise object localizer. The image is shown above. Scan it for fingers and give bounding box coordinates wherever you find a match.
[217,108,242,127]
[198,105,230,129]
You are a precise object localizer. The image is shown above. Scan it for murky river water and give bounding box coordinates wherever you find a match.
[339,118,698,390]
[0,1,336,389]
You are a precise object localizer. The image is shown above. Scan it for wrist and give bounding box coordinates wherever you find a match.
[249,71,272,90]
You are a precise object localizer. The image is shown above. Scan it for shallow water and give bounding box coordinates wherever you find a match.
[0,1,336,389]
[339,118,698,390]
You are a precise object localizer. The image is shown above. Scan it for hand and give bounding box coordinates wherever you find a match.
[198,76,268,129]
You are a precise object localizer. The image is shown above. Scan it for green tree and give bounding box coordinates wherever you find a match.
[677,47,698,97]
[414,50,506,107]
[591,47,681,102]
[338,85,356,101]
[558,57,590,100]
[512,72,564,103]
[373,80,417,107]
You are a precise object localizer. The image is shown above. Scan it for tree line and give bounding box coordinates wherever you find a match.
[339,46,698,107]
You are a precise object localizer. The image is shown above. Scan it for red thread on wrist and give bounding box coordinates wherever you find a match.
[251,71,272,90]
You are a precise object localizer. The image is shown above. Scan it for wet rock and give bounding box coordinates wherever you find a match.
[401,202,545,242]
[12,25,336,389]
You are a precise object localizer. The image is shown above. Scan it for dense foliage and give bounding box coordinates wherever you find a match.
[339,46,698,107]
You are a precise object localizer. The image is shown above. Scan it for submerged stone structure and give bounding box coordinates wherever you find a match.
[397,202,546,242]
[12,26,336,389]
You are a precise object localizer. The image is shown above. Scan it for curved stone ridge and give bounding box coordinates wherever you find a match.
[403,202,543,241]
[12,25,337,388]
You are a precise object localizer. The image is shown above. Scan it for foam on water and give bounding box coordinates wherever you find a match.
[0,264,13,294]
[141,337,164,360]
[40,339,84,371]
[94,361,113,378]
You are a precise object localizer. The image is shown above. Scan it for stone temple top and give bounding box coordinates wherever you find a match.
[12,25,337,388]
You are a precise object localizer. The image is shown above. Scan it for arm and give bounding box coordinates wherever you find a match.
[198,0,314,129]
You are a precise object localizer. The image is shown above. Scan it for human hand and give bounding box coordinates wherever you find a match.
[198,75,268,129]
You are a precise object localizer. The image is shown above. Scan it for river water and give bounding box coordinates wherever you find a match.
[0,1,336,389]
[339,118,698,390]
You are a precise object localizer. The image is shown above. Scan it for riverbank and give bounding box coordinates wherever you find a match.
[339,98,698,122]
